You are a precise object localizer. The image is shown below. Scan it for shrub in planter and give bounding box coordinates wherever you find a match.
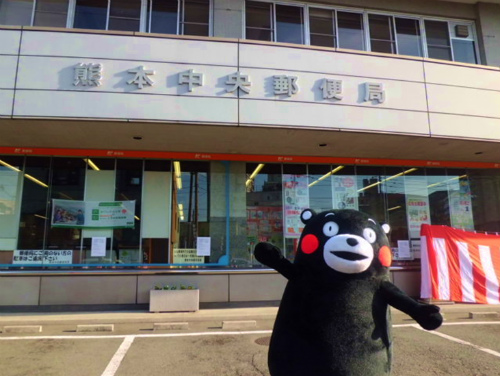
[149,284,199,312]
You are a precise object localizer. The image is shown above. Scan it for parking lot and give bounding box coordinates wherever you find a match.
[1,313,500,376]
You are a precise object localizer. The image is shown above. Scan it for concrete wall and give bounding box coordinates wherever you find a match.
[475,2,500,66]
[0,270,419,307]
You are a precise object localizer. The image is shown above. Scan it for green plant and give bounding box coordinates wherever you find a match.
[153,284,197,290]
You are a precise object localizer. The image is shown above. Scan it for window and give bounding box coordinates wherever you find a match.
[424,20,452,61]
[450,22,477,64]
[368,14,396,54]
[108,0,141,31]
[337,11,364,51]
[244,2,479,64]
[73,0,106,29]
[33,0,68,27]
[395,17,422,57]
[308,7,335,47]
[245,1,304,44]
[245,0,272,41]
[0,0,70,27]
[0,0,34,26]
[74,0,212,35]
[148,0,177,34]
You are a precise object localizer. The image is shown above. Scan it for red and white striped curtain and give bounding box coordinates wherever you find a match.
[421,224,500,304]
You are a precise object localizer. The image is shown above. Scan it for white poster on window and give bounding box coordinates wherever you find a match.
[449,178,474,230]
[91,237,107,257]
[283,174,309,237]
[332,176,358,210]
[405,176,431,239]
[196,237,211,256]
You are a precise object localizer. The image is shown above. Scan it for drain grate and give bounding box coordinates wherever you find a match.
[254,336,271,346]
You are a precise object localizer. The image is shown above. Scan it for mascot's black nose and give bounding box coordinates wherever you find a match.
[347,238,358,246]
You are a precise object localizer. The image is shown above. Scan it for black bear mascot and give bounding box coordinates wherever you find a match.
[254,209,443,376]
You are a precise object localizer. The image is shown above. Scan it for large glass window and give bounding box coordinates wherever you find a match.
[275,4,303,44]
[33,0,68,27]
[181,0,210,36]
[425,20,452,61]
[368,14,396,54]
[148,0,177,34]
[309,7,335,48]
[246,163,283,260]
[337,11,364,51]
[73,0,107,29]
[6,156,500,269]
[0,0,34,26]
[46,158,85,254]
[245,0,272,41]
[244,1,304,44]
[17,157,51,251]
[108,0,141,32]
[395,17,422,57]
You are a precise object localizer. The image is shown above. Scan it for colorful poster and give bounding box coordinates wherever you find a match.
[449,179,474,230]
[283,174,309,237]
[405,176,431,239]
[52,199,135,229]
[12,250,73,265]
[246,206,283,243]
[332,176,358,210]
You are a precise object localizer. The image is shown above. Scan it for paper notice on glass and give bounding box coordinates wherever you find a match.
[91,237,107,257]
[397,240,411,259]
[196,237,211,256]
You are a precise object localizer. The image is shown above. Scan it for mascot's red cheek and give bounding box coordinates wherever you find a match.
[378,246,392,267]
[301,234,319,254]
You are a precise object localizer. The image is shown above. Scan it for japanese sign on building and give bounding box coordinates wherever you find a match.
[52,199,136,229]
[173,248,205,264]
[72,62,387,103]
[12,250,73,265]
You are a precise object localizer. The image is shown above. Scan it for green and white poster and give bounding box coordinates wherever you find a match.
[51,199,135,229]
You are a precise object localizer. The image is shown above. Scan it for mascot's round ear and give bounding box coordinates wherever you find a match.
[300,209,316,224]
[381,223,390,234]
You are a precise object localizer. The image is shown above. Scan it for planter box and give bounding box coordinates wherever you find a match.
[149,289,199,312]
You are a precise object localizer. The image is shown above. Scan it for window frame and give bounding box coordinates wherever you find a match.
[243,1,481,65]
[244,0,306,45]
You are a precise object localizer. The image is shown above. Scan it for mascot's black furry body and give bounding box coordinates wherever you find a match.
[255,209,443,376]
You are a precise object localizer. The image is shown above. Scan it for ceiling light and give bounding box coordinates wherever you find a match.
[0,160,21,172]
[25,174,48,188]
[308,166,344,187]
[83,158,100,171]
[358,168,418,192]
[174,161,182,190]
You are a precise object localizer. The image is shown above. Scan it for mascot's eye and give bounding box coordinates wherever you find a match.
[363,228,377,243]
[323,222,339,237]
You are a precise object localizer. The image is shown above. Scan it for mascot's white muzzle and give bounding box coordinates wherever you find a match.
[323,234,374,274]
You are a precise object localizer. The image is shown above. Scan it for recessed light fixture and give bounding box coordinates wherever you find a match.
[133,136,143,140]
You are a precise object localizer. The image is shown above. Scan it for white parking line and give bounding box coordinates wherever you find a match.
[101,335,135,376]
[412,324,500,359]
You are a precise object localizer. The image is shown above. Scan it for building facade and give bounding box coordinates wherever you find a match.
[2,0,500,307]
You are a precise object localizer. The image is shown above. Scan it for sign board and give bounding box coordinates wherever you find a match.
[52,199,135,229]
[12,250,73,264]
[173,248,204,264]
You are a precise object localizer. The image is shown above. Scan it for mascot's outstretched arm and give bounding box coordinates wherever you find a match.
[380,280,443,330]
[254,242,301,281]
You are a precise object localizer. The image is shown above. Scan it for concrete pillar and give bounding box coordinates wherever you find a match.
[475,2,500,66]
[213,0,244,39]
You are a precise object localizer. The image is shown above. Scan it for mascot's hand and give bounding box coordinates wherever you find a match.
[414,304,443,330]
[254,242,284,268]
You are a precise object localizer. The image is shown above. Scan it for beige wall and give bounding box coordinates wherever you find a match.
[0,270,421,307]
